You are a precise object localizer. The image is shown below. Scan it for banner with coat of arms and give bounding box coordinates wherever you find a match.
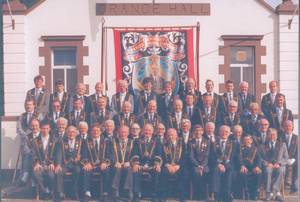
[113,28,195,95]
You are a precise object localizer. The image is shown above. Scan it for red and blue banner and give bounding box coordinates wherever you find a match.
[113,28,195,94]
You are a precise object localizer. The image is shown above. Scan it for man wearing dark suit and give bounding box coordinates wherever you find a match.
[204,121,218,198]
[44,100,65,130]
[222,100,241,128]
[113,101,136,129]
[241,102,265,135]
[157,81,178,122]
[230,125,245,199]
[25,75,49,116]
[253,118,270,147]
[189,125,211,200]
[237,81,255,116]
[111,80,134,114]
[89,82,110,113]
[54,126,81,201]
[222,80,238,115]
[136,77,157,115]
[138,100,162,129]
[155,123,167,145]
[49,80,70,114]
[69,83,91,113]
[110,125,135,200]
[166,99,189,131]
[102,120,117,141]
[129,123,141,140]
[81,124,113,201]
[179,119,193,200]
[261,81,285,118]
[211,125,239,202]
[261,128,288,201]
[161,128,185,201]
[89,97,114,127]
[16,119,41,186]
[32,121,56,199]
[179,78,202,108]
[280,120,298,193]
[267,94,293,133]
[238,135,262,200]
[67,98,87,127]
[200,94,221,128]
[183,94,202,127]
[53,117,68,143]
[203,79,224,116]
[131,124,163,200]
[17,99,43,142]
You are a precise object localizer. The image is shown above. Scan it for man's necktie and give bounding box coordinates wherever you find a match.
[221,141,226,153]
[27,112,32,125]
[189,107,193,118]
[55,112,59,120]
[95,140,99,154]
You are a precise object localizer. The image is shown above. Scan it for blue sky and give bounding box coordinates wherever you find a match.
[266,0,298,8]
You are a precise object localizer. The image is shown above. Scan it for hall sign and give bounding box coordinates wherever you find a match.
[96,3,210,16]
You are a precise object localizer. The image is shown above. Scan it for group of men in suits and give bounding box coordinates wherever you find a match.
[16,75,297,202]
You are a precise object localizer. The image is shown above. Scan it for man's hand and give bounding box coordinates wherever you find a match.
[132,164,140,173]
[123,162,130,168]
[48,164,55,171]
[54,165,62,174]
[33,163,42,172]
[253,166,262,174]
[115,162,122,169]
[273,163,280,169]
[240,165,248,174]
[174,165,180,173]
[100,163,108,170]
[154,164,161,172]
[83,163,93,171]
[267,163,273,169]
[198,166,203,176]
[218,164,226,173]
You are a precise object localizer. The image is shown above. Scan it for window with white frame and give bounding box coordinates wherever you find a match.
[230,46,255,95]
[52,48,77,94]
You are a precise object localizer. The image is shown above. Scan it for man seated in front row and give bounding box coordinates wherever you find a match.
[261,128,288,201]
[161,128,185,201]
[81,124,112,201]
[239,135,262,200]
[110,125,135,200]
[211,125,239,202]
[189,124,211,200]
[131,123,163,200]
[32,121,56,199]
[54,125,81,200]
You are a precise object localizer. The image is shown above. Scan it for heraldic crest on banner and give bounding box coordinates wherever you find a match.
[114,29,194,95]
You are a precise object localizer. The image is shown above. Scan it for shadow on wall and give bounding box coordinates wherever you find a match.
[1,127,21,169]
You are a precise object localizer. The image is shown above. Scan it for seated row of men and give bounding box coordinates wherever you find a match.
[19,115,298,202]
[24,75,293,135]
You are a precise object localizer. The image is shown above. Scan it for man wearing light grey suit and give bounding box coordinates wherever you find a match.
[260,128,288,201]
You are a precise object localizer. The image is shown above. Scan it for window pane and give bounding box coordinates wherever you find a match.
[53,49,76,66]
[243,66,255,95]
[53,69,65,91]
[230,67,241,95]
[230,47,254,64]
[67,69,77,94]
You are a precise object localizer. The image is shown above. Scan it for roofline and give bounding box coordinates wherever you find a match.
[2,0,46,15]
[256,0,276,13]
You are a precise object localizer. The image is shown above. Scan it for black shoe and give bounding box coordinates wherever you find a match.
[275,194,283,202]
